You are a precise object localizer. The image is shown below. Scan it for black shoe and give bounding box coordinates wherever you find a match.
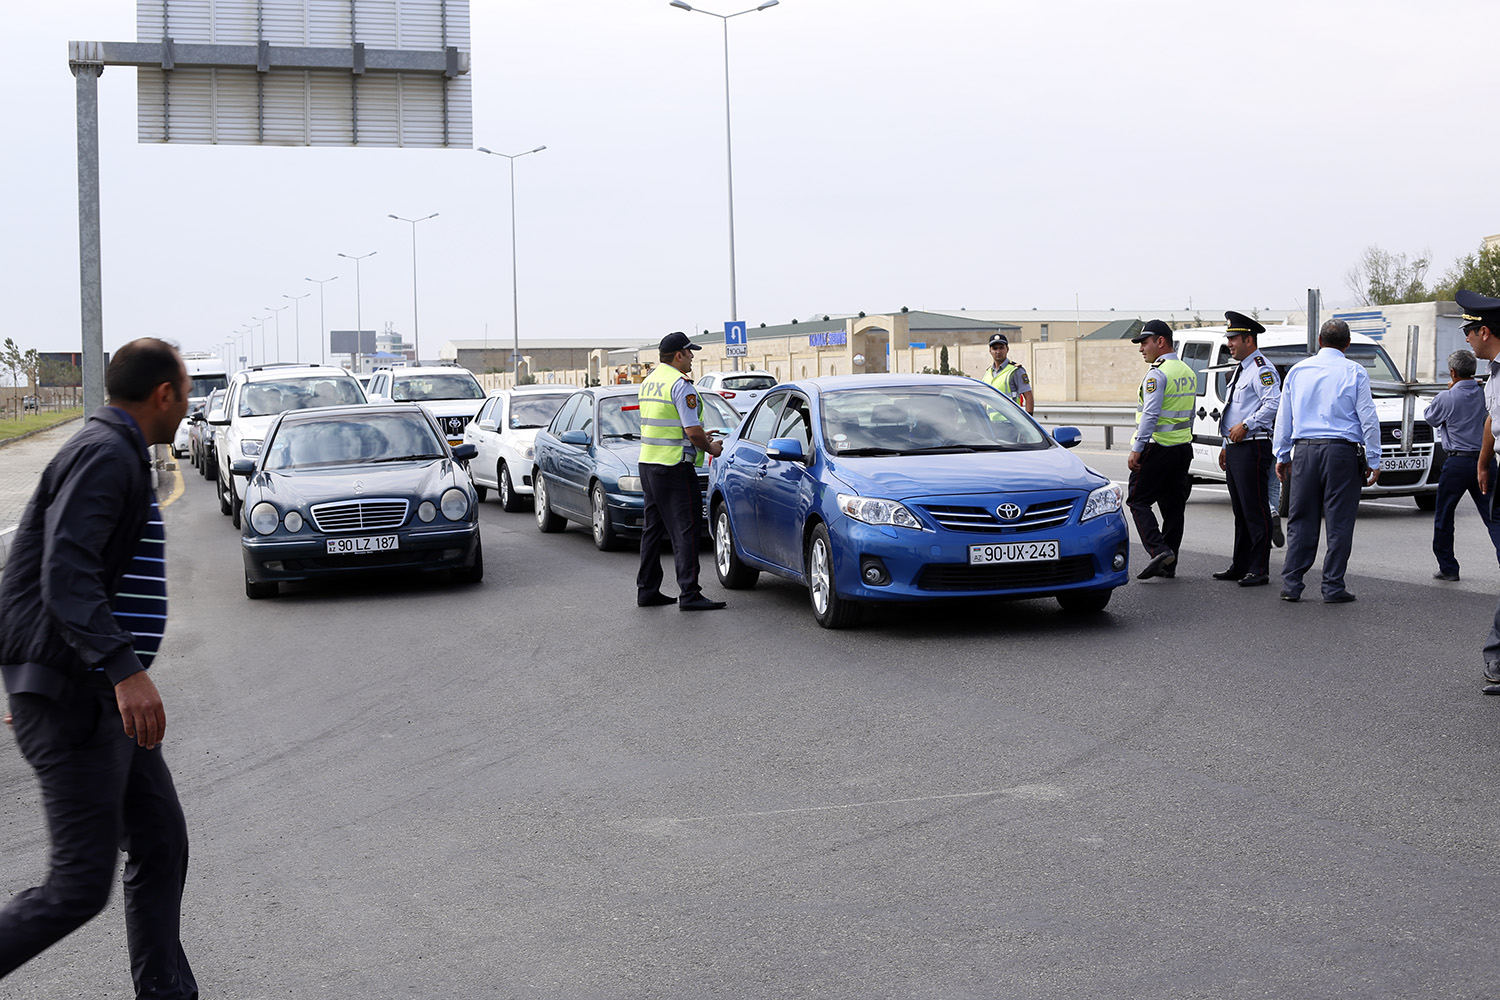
[1323,591,1358,604]
[1434,571,1461,582]
[637,592,676,607]
[1483,662,1500,685]
[1212,568,1245,581]
[679,595,727,611]
[1238,573,1270,587]
[1271,515,1285,548]
[1279,590,1301,602]
[1483,682,1500,696]
[1137,549,1177,580]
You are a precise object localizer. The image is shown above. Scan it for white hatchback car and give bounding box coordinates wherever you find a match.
[694,369,778,416]
[463,385,576,511]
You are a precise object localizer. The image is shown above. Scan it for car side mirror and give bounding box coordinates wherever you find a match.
[766,437,806,463]
[1052,426,1082,449]
[207,415,231,426]
[559,430,590,446]
[230,459,256,476]
[450,443,478,461]
[477,420,498,432]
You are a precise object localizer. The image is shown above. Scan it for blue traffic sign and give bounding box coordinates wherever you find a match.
[725,320,747,357]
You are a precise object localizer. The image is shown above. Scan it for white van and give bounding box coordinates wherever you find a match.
[1173,325,1441,508]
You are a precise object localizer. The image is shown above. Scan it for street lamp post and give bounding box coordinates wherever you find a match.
[254,314,272,367]
[266,304,289,363]
[669,0,779,372]
[477,145,546,383]
[337,252,377,366]
[283,292,311,363]
[387,213,438,363]
[305,275,338,367]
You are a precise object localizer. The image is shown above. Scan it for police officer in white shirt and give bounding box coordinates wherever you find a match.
[1212,311,1281,587]
[1456,291,1500,692]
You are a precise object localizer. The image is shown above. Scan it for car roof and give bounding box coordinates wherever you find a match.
[1175,325,1379,347]
[383,365,480,378]
[699,369,775,377]
[239,364,357,383]
[275,402,429,423]
[504,384,575,394]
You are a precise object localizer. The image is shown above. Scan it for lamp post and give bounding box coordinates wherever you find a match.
[477,145,546,383]
[234,326,252,368]
[254,314,272,367]
[387,213,438,363]
[668,0,779,371]
[266,303,289,363]
[337,251,377,363]
[283,292,311,363]
[305,275,338,367]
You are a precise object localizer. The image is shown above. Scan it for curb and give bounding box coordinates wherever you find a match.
[0,413,84,449]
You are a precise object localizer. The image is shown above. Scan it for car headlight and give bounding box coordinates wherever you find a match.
[284,510,304,532]
[617,476,642,494]
[523,445,535,461]
[1081,483,1123,522]
[836,493,923,529]
[240,439,263,457]
[440,487,469,520]
[418,501,437,522]
[250,502,281,535]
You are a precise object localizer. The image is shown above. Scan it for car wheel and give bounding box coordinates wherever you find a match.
[204,451,217,482]
[806,523,857,629]
[453,537,484,584]
[474,482,488,503]
[218,473,232,515]
[1057,588,1112,613]
[589,482,621,551]
[714,504,759,589]
[534,473,566,533]
[230,488,242,530]
[1415,493,1437,512]
[245,576,277,599]
[499,462,525,513]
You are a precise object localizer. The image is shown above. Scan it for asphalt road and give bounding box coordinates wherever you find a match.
[3,451,1500,998]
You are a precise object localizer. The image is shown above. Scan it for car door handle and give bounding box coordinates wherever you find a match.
[1197,407,1207,418]
[1210,408,1221,420]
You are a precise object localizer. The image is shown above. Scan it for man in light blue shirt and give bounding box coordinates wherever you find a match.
[1423,348,1500,582]
[1271,319,1381,603]
[1456,290,1500,693]
[1212,310,1281,587]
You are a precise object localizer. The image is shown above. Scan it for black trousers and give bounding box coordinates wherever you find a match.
[1127,442,1192,558]
[0,684,196,999]
[1281,439,1362,599]
[637,461,704,603]
[1224,439,1274,576]
[1432,451,1500,576]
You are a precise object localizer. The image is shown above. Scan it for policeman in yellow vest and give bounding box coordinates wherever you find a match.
[1127,319,1196,579]
[636,331,727,611]
[980,333,1033,413]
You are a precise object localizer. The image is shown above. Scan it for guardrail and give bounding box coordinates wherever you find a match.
[1031,402,1136,449]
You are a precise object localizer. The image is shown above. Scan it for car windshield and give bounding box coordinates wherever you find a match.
[392,373,484,401]
[1260,344,1404,382]
[599,392,741,439]
[263,412,445,470]
[819,384,1050,455]
[189,375,228,397]
[238,377,364,416]
[510,394,571,429]
[719,374,776,391]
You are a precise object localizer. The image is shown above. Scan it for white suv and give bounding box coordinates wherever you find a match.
[366,365,487,447]
[462,385,576,511]
[209,364,367,528]
[694,370,777,415]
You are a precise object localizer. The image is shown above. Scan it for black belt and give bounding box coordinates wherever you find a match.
[1293,438,1357,446]
[1226,435,1272,442]
[1445,450,1481,458]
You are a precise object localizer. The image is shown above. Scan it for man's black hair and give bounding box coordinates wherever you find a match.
[1319,319,1351,351]
[106,338,183,403]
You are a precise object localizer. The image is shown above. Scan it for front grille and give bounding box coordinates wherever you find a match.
[1377,470,1424,487]
[919,498,1077,534]
[310,498,409,533]
[441,415,472,437]
[1380,422,1433,445]
[280,549,446,571]
[917,555,1096,591]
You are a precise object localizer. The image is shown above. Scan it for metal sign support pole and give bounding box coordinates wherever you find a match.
[73,59,104,412]
[1306,288,1320,355]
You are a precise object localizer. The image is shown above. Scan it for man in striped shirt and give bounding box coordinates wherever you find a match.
[0,339,197,997]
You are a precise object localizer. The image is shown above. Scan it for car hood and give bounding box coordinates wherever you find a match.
[597,438,709,478]
[253,459,463,505]
[232,415,278,440]
[414,399,483,417]
[824,447,1104,499]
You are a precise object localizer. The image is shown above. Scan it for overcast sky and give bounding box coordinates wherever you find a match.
[4,0,1496,362]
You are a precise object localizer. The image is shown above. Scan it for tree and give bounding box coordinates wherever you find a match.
[1433,242,1500,300]
[0,338,21,390]
[1344,245,1431,305]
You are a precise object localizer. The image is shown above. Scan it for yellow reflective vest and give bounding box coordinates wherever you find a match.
[981,361,1022,400]
[637,364,704,467]
[1137,358,1195,446]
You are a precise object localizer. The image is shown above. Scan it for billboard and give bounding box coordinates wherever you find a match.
[329,330,377,354]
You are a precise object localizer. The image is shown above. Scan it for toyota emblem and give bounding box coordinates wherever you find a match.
[996,503,1022,520]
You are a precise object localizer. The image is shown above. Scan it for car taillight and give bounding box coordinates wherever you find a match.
[721,390,736,398]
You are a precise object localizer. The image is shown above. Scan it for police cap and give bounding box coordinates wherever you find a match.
[1225,310,1266,336]
[1456,289,1500,332]
[659,331,703,354]
[1131,319,1173,343]
[988,333,1009,347]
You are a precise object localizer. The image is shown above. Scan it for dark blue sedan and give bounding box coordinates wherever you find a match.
[706,375,1130,627]
[531,383,741,550]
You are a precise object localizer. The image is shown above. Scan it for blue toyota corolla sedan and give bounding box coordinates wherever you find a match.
[706,375,1129,627]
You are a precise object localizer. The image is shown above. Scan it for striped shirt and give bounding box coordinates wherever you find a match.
[108,496,168,670]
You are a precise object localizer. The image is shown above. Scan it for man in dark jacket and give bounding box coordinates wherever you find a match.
[0,339,197,998]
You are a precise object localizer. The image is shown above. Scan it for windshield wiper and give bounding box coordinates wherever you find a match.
[836,446,905,456]
[368,453,446,463]
[898,445,979,454]
[602,432,639,440]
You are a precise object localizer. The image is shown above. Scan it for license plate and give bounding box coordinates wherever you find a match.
[326,535,399,555]
[1383,455,1426,472]
[969,540,1059,564]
